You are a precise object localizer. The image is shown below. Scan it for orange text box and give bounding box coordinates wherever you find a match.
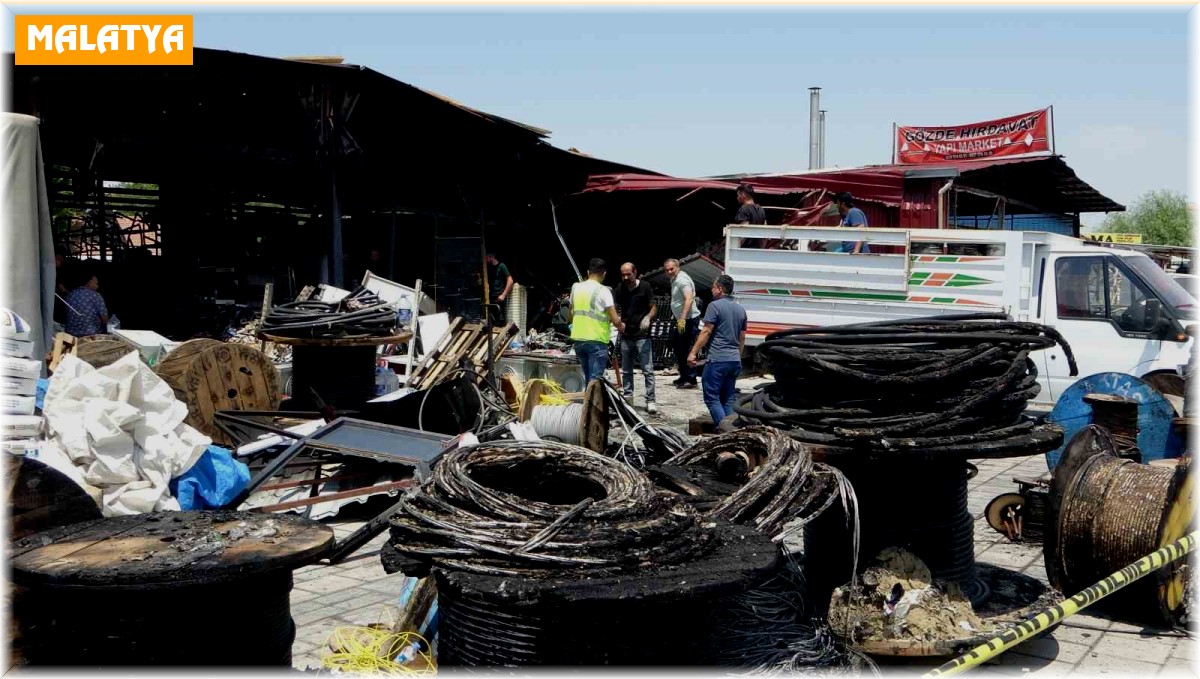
[15,15,193,65]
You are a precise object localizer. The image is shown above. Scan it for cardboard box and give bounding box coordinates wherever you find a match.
[1,356,42,379]
[1,337,34,359]
[1,395,36,415]
[0,375,38,396]
[1,415,43,439]
[113,329,175,366]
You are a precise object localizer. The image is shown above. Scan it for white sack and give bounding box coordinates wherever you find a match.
[42,352,211,516]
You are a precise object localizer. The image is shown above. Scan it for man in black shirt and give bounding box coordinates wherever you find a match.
[615,262,658,414]
[735,184,767,225]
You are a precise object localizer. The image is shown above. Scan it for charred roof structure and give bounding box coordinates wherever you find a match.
[6,47,649,335]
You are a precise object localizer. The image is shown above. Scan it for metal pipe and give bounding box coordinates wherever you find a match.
[937,179,955,229]
[808,87,821,170]
[818,109,827,169]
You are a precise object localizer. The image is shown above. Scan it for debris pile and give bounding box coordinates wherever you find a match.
[829,548,990,643]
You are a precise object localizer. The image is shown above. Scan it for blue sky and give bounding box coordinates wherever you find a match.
[3,7,1189,223]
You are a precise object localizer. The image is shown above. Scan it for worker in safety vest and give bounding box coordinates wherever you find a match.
[569,258,625,385]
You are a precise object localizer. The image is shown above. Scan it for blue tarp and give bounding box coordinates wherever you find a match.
[170,445,251,510]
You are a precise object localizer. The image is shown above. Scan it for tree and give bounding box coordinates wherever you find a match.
[1100,189,1192,246]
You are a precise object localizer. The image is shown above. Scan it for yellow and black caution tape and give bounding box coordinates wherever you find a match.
[923,531,1197,678]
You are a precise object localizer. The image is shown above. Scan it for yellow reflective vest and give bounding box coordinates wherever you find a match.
[570,279,610,343]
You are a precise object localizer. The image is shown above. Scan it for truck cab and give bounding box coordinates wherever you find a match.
[723,224,1193,405]
[1036,243,1193,400]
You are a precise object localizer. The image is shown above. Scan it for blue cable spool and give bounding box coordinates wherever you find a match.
[1044,372,1184,470]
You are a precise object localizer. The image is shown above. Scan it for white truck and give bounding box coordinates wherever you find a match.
[723,224,1195,404]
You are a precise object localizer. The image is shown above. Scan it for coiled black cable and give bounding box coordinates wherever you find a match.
[735,314,1075,455]
[261,286,397,339]
[388,440,715,578]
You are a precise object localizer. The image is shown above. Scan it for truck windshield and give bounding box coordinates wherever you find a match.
[1124,255,1197,319]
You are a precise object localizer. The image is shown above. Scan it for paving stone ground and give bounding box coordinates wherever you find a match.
[290,373,1198,675]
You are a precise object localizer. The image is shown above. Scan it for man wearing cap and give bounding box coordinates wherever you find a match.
[569,258,625,385]
[688,274,747,426]
[833,192,870,254]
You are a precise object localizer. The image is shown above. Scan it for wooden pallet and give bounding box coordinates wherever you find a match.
[407,319,518,391]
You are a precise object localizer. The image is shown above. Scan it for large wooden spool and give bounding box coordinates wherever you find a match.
[154,341,280,446]
[5,455,101,541]
[74,334,139,369]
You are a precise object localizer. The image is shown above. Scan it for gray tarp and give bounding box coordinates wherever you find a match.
[2,113,56,364]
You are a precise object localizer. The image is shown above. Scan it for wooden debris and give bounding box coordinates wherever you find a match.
[407,319,518,391]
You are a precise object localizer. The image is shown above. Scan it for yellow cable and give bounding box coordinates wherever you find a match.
[320,609,436,675]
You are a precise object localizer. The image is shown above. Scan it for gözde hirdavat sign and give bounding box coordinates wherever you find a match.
[895,108,1053,164]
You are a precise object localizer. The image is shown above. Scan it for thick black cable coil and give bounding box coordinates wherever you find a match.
[385,440,786,666]
[389,440,715,577]
[14,573,296,666]
[736,313,1074,455]
[734,314,1070,603]
[664,426,844,538]
[261,286,397,339]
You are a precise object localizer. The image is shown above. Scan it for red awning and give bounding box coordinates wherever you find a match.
[580,173,806,197]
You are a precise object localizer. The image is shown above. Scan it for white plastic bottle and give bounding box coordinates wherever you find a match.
[397,296,413,328]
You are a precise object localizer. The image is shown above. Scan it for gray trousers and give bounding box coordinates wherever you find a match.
[620,336,656,402]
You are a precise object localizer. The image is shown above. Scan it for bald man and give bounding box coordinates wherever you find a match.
[615,262,658,414]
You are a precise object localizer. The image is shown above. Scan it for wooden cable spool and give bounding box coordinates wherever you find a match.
[10,511,333,666]
[516,379,607,453]
[73,334,139,369]
[5,455,101,541]
[1046,424,1194,625]
[154,342,280,446]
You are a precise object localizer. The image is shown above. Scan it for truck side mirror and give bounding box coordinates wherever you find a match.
[1144,298,1165,334]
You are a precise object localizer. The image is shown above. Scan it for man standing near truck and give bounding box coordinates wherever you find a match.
[665,258,701,389]
[688,274,747,426]
[833,191,870,254]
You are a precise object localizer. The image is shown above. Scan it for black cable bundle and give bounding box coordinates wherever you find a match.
[261,286,397,339]
[736,313,1076,455]
[384,441,783,666]
[389,440,715,578]
[664,426,848,538]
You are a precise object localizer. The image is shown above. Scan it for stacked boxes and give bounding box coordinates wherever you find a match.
[1,309,44,447]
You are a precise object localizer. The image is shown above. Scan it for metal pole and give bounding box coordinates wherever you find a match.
[330,170,344,289]
[1049,105,1057,156]
[258,283,273,354]
[403,278,423,388]
[808,87,821,170]
[892,123,898,164]
[818,109,827,169]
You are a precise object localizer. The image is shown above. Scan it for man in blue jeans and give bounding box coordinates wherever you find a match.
[569,258,625,385]
[688,274,747,427]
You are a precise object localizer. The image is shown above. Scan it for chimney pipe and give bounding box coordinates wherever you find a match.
[808,87,821,170]
[818,109,827,169]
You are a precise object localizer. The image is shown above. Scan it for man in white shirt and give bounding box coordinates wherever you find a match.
[665,258,701,389]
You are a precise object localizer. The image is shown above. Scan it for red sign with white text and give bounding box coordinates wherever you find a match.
[895,108,1052,164]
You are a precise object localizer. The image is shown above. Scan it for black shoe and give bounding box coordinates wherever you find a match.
[671,377,686,386]
[678,382,698,390]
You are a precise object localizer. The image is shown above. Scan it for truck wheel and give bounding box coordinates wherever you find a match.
[1144,372,1185,398]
